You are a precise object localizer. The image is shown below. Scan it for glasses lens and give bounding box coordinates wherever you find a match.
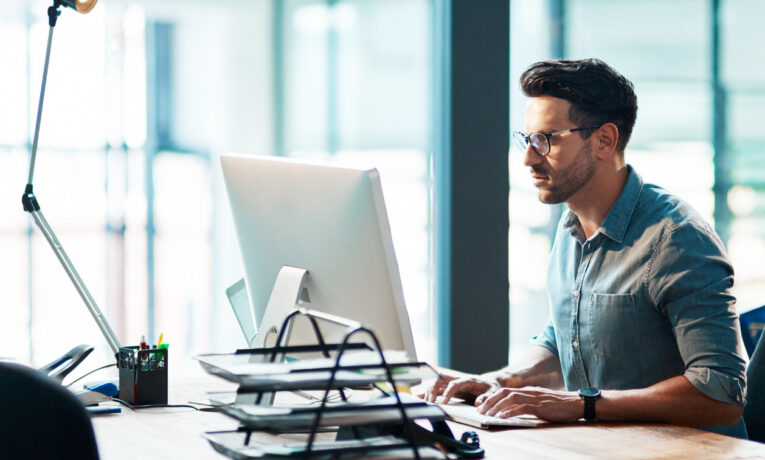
[529,133,549,155]
[512,132,527,151]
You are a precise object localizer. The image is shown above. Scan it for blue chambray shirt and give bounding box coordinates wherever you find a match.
[533,166,747,436]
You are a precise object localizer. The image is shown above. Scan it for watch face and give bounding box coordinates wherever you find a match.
[579,387,601,398]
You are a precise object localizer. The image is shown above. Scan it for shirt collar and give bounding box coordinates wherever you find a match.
[563,165,643,244]
[598,165,643,243]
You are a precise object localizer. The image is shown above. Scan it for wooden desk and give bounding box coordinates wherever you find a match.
[91,377,239,460]
[90,377,765,459]
[473,422,765,459]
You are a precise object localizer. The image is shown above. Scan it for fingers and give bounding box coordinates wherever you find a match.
[419,374,453,403]
[441,376,496,405]
[440,378,478,405]
[421,381,443,403]
[418,377,477,405]
[474,387,495,406]
[440,379,463,405]
[477,387,509,414]
[477,387,536,417]
[418,376,498,405]
[497,404,536,419]
[474,387,581,422]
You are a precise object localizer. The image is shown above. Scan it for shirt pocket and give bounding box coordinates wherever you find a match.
[588,293,639,361]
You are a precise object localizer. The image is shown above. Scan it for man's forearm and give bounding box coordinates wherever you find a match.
[482,346,564,390]
[598,375,743,426]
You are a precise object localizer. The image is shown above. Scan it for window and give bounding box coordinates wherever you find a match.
[508,0,765,362]
[0,3,149,364]
[1,0,436,371]
[279,0,435,361]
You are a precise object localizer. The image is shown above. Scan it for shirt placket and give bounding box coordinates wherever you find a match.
[571,239,594,388]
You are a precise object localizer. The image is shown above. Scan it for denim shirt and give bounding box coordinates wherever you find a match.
[533,166,747,434]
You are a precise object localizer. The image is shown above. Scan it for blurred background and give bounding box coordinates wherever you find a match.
[1,0,763,375]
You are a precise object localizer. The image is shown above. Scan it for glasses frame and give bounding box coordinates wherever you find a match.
[512,125,602,156]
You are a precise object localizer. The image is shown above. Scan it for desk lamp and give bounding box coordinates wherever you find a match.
[21,0,122,370]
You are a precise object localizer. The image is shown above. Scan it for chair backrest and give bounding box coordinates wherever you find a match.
[0,362,100,460]
[745,335,765,443]
[740,305,765,357]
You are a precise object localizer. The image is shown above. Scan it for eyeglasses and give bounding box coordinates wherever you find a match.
[512,125,602,156]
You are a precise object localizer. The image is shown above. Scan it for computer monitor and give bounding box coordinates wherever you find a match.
[220,154,417,360]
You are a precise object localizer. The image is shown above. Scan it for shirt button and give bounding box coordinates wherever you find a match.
[573,290,579,297]
[573,340,579,349]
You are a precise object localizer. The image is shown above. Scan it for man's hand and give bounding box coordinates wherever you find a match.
[417,372,500,404]
[476,386,584,422]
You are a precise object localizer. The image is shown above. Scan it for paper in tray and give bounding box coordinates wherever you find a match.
[202,431,448,459]
[194,351,435,391]
[196,350,412,375]
[221,394,447,430]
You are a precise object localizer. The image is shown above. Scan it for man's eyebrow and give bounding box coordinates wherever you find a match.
[525,127,555,133]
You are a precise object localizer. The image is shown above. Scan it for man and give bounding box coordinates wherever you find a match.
[421,58,747,437]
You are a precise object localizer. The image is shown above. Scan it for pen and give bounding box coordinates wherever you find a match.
[157,333,164,348]
[86,406,122,415]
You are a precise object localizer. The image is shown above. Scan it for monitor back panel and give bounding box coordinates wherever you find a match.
[220,154,416,359]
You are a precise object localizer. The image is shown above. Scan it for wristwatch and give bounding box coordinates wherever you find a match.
[578,387,601,421]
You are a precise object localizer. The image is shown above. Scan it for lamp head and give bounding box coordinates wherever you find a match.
[57,0,98,14]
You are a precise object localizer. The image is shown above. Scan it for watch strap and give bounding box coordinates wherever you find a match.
[578,387,601,421]
[583,396,596,421]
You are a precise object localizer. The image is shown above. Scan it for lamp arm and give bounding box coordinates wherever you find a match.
[28,207,122,355]
[22,0,121,357]
[26,9,58,187]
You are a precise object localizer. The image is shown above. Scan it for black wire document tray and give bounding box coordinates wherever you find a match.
[220,394,447,431]
[202,431,449,459]
[194,350,434,392]
[197,308,484,459]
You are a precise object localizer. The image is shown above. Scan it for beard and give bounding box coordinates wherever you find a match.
[533,141,596,205]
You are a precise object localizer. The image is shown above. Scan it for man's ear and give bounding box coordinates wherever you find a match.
[594,123,619,160]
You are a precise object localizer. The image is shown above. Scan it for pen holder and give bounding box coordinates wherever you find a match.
[118,345,168,405]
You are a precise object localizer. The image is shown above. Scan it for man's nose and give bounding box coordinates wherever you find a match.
[522,144,542,167]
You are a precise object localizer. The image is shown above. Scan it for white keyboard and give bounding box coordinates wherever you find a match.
[439,402,546,428]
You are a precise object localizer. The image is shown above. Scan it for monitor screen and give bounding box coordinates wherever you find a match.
[220,154,417,360]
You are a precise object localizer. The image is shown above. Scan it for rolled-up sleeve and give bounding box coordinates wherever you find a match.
[648,222,747,405]
[532,318,559,357]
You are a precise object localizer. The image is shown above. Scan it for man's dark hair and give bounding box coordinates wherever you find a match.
[520,58,638,153]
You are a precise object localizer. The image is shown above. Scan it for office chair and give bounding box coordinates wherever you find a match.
[0,362,100,460]
[745,334,765,443]
[740,305,765,357]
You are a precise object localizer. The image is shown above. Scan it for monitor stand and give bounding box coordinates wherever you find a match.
[253,265,310,349]
[235,265,310,406]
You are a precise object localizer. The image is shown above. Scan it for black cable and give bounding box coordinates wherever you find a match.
[112,397,199,411]
[65,363,117,388]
